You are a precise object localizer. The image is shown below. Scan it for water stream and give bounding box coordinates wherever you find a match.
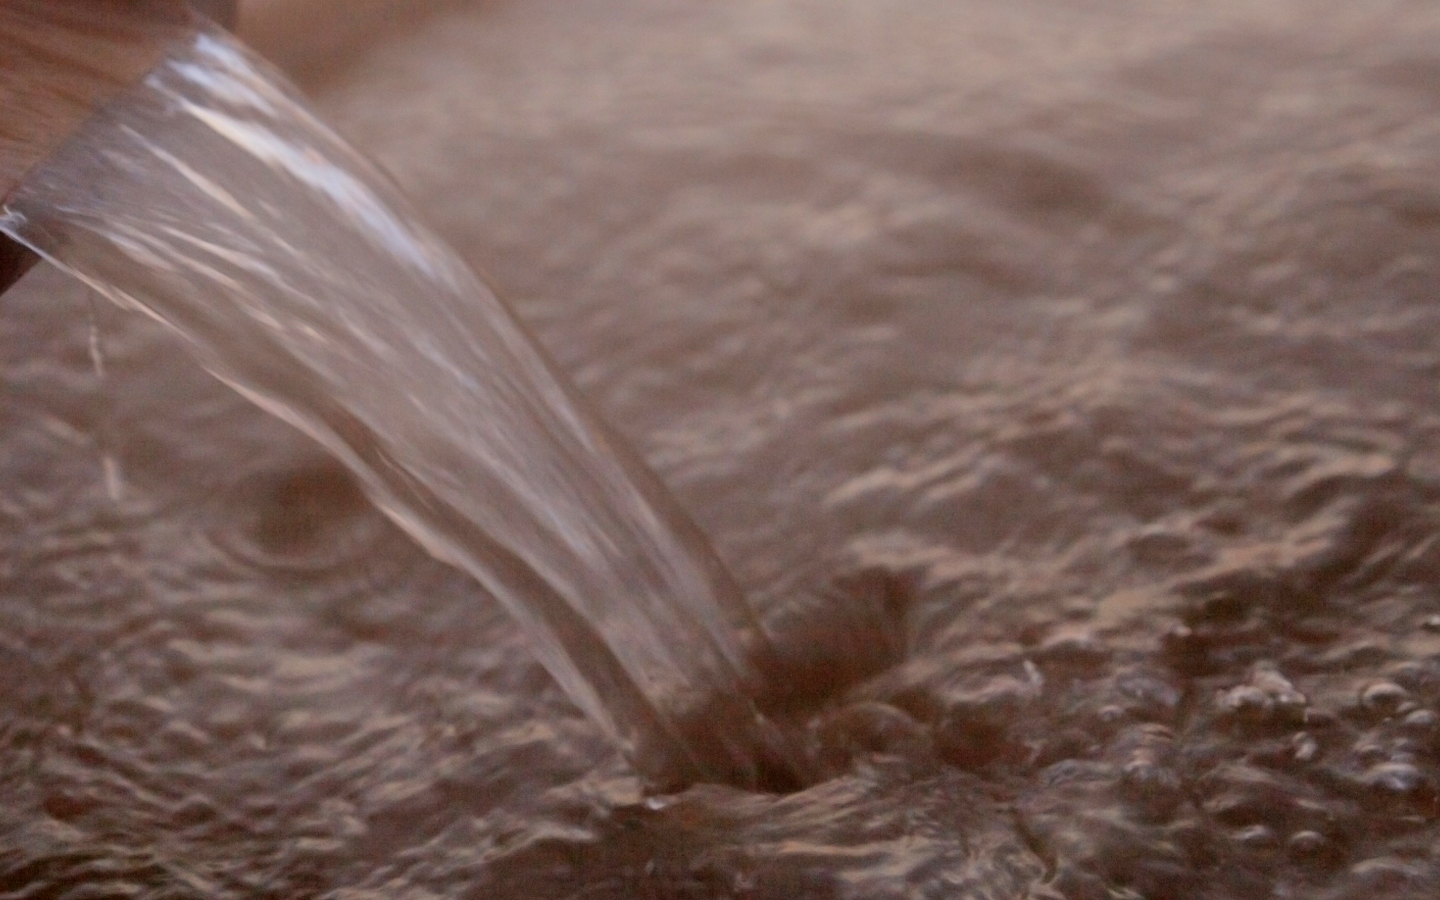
[0,25,776,789]
[6,0,1440,897]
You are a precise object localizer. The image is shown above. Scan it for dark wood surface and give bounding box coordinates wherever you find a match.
[1,0,203,293]
[1,0,194,196]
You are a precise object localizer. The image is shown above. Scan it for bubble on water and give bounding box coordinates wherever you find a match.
[1401,708,1437,732]
[1233,823,1279,852]
[1361,681,1412,717]
[1359,760,1428,795]
[1219,684,1273,720]
[1291,732,1320,763]
[1285,829,1337,866]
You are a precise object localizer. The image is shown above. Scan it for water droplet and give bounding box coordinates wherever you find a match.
[101,454,124,502]
[86,289,121,501]
[86,290,106,379]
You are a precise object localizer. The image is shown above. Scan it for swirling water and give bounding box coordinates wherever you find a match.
[5,0,1440,897]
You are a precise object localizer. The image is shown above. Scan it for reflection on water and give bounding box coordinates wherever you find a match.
[5,0,1440,897]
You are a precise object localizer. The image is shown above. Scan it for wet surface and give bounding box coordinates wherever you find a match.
[6,0,1440,896]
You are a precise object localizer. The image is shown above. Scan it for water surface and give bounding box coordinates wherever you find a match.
[5,0,1440,897]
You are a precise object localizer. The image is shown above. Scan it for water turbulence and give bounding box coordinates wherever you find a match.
[0,26,777,789]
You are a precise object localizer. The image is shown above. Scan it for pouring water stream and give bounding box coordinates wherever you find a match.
[1,25,783,789]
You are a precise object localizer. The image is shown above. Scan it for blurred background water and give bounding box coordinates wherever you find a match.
[4,0,1440,897]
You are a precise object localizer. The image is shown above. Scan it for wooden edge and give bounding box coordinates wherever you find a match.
[0,0,213,294]
[0,236,38,294]
[1,0,196,198]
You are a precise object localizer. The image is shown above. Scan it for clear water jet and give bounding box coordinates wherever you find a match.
[1,22,784,790]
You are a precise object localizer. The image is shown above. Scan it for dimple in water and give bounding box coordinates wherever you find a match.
[0,25,783,788]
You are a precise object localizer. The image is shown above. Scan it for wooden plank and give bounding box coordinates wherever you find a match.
[1,0,195,197]
[0,0,200,291]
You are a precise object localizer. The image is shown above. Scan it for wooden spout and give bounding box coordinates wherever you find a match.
[0,0,217,291]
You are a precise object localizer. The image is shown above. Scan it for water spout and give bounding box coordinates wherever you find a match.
[0,2,786,789]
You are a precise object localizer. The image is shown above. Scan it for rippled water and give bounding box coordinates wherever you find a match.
[5,0,1440,897]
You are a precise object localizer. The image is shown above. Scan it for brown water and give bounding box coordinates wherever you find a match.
[5,0,1440,897]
